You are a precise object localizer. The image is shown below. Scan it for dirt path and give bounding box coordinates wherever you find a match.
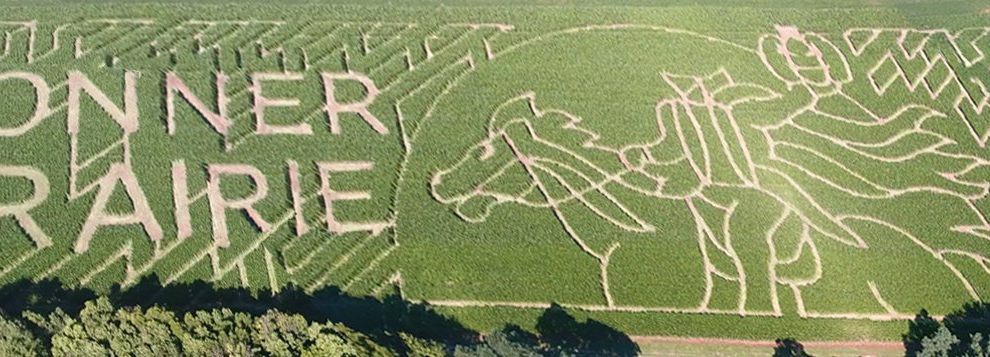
[631,336,904,352]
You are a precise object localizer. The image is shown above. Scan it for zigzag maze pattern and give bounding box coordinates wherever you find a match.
[0,18,512,297]
[845,28,990,147]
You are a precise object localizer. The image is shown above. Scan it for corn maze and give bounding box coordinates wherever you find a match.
[4,1,990,341]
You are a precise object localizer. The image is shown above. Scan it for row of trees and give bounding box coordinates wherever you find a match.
[0,277,639,356]
[0,299,640,356]
[0,297,396,356]
[8,274,990,357]
[8,278,990,356]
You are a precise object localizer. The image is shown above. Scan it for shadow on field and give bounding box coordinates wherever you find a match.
[536,303,639,356]
[0,275,639,355]
[773,338,812,357]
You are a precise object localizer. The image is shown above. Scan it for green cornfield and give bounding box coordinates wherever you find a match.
[2,0,990,342]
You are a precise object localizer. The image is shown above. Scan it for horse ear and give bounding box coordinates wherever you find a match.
[455,195,497,223]
[488,92,538,133]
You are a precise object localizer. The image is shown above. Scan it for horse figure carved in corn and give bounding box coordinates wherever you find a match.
[428,25,990,318]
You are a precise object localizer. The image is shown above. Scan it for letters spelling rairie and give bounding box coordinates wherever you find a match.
[0,70,391,254]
